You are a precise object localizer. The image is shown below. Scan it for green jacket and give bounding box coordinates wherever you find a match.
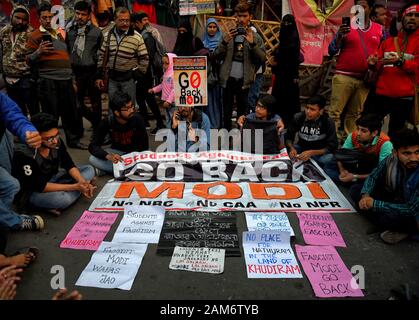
[213,30,266,89]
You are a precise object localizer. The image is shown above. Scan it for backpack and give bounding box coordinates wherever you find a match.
[142,30,167,81]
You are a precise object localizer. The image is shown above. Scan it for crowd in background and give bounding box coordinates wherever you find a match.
[0,0,418,299]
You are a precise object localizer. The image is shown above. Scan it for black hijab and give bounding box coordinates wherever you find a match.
[173,16,204,56]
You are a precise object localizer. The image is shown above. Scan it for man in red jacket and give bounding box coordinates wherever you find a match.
[367,4,419,139]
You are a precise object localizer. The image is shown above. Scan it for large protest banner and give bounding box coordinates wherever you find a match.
[173,56,207,107]
[290,0,352,65]
[89,151,355,212]
[157,211,240,256]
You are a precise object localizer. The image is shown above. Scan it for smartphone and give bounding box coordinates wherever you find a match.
[236,26,247,36]
[42,34,52,43]
[342,16,350,27]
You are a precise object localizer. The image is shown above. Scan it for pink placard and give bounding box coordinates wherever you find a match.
[296,245,364,298]
[60,211,118,250]
[297,211,346,247]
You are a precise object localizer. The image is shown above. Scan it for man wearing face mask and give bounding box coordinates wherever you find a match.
[0,5,39,117]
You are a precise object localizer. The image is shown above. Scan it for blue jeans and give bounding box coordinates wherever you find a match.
[0,132,22,230]
[206,85,223,129]
[28,165,95,210]
[294,145,338,180]
[248,73,264,111]
[89,148,124,174]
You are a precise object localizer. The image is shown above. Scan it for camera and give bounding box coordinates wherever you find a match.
[236,26,247,36]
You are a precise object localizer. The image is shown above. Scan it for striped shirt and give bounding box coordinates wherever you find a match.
[97,26,149,77]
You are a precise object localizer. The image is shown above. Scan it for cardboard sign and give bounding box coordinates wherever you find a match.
[173,56,207,107]
[112,206,165,244]
[75,242,147,290]
[295,245,364,298]
[60,211,118,251]
[157,211,240,256]
[243,231,302,279]
[297,211,346,247]
[169,247,225,274]
[245,212,295,236]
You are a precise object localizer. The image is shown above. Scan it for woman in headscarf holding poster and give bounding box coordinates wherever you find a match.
[202,17,223,128]
[272,14,302,126]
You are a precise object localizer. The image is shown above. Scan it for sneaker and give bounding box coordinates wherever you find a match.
[380,230,409,244]
[20,215,44,231]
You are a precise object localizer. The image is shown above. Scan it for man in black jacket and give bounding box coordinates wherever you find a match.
[132,11,165,133]
[88,92,149,174]
[66,1,103,135]
[285,95,338,177]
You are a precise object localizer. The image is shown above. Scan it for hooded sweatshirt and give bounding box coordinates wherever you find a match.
[0,5,34,78]
[151,53,176,104]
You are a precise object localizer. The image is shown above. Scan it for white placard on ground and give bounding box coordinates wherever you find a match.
[169,247,225,274]
[112,205,165,244]
[75,241,147,290]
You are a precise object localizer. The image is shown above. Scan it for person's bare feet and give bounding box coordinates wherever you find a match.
[0,252,35,268]
[52,288,82,300]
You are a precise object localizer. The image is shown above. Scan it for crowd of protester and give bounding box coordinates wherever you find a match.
[0,0,418,299]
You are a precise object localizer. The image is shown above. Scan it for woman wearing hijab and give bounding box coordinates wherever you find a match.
[272,14,301,126]
[173,16,205,56]
[202,17,223,128]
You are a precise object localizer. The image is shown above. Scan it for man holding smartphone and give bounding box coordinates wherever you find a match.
[213,1,266,130]
[26,2,87,150]
[328,0,384,144]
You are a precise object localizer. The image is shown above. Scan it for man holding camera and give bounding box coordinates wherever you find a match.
[328,0,384,143]
[26,2,86,149]
[213,1,266,130]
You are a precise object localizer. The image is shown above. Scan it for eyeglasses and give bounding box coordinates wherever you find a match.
[43,133,60,143]
[120,105,135,112]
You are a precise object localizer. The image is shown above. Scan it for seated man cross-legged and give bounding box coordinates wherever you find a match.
[359,127,419,244]
[88,92,149,175]
[12,113,96,216]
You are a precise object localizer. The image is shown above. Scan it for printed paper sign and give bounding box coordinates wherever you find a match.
[295,245,364,298]
[112,206,165,244]
[243,231,302,279]
[75,242,147,290]
[60,211,118,250]
[174,56,207,107]
[245,212,295,236]
[169,247,225,274]
[297,211,346,247]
